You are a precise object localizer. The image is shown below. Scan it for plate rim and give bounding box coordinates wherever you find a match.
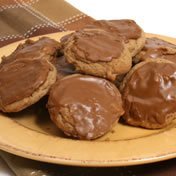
[0,115,176,167]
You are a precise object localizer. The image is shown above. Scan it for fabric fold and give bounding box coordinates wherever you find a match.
[0,0,93,47]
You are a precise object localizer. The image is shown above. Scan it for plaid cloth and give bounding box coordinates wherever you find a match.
[0,0,176,175]
[0,0,93,47]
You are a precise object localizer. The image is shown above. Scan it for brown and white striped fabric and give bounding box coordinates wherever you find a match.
[0,0,93,47]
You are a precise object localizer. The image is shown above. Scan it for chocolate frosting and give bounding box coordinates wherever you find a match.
[2,37,60,64]
[123,62,176,128]
[86,20,142,42]
[60,33,73,44]
[48,75,124,139]
[71,30,124,62]
[145,37,176,49]
[0,59,52,106]
[54,56,76,79]
[139,38,176,63]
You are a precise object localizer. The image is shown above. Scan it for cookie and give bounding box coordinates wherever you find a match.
[54,55,77,79]
[121,59,176,129]
[47,74,124,140]
[63,29,132,81]
[1,37,61,65]
[114,73,127,88]
[0,59,57,112]
[85,19,145,57]
[60,33,74,46]
[134,37,176,64]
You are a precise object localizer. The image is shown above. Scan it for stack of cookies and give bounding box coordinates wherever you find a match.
[1,19,176,140]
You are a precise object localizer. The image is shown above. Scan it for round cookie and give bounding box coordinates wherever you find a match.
[54,55,77,79]
[63,29,132,81]
[1,37,61,65]
[121,59,176,129]
[85,19,145,57]
[0,59,57,112]
[47,74,124,140]
[60,33,74,47]
[134,37,176,64]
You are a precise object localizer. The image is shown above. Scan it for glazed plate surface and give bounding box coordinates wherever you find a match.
[0,32,176,167]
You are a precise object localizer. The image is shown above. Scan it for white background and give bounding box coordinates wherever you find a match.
[67,0,176,38]
[0,0,176,175]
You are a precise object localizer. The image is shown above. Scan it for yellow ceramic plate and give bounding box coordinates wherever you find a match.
[0,32,176,167]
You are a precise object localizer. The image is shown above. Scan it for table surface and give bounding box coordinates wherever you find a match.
[0,0,176,175]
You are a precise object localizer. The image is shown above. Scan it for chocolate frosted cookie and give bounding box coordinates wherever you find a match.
[54,55,77,79]
[1,37,61,65]
[134,37,176,64]
[47,74,124,140]
[0,59,57,112]
[63,29,131,81]
[85,19,145,57]
[121,59,176,129]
